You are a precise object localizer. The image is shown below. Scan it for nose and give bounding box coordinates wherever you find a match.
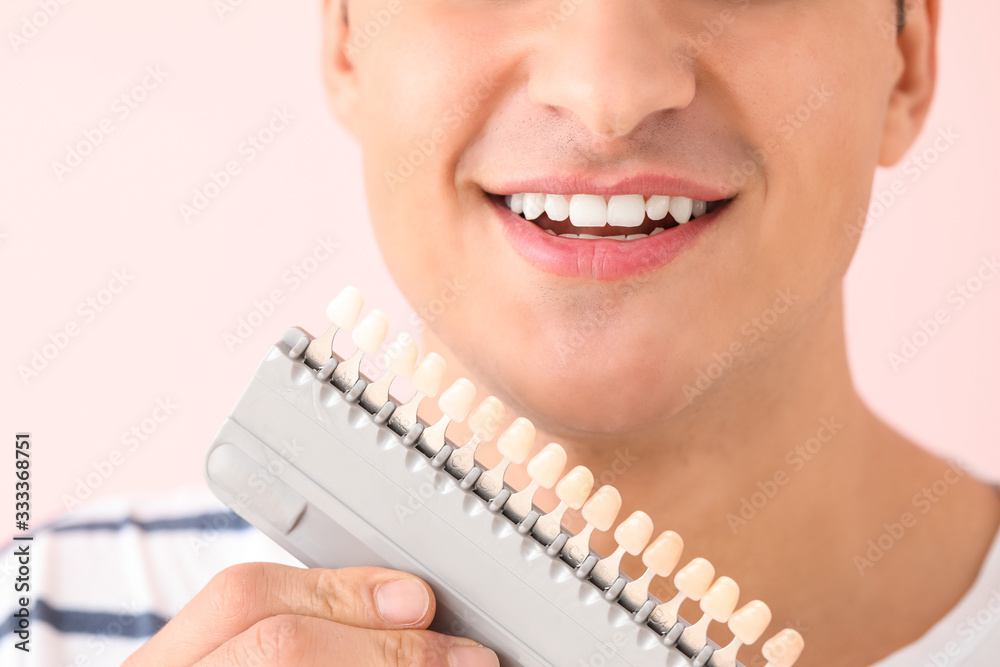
[527,3,696,139]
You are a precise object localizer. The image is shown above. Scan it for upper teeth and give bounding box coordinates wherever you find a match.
[504,193,709,227]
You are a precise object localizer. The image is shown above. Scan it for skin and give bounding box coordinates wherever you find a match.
[130,1,998,666]
[324,0,999,664]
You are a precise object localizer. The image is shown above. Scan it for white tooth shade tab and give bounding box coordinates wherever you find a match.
[581,485,622,531]
[555,466,594,509]
[606,194,646,227]
[669,196,694,224]
[522,193,545,221]
[674,558,716,600]
[700,576,740,622]
[527,443,567,488]
[410,353,446,397]
[544,194,570,222]
[692,198,708,218]
[438,378,476,422]
[466,396,505,441]
[326,286,364,328]
[729,600,772,645]
[569,194,608,227]
[645,195,670,221]
[386,333,418,378]
[507,193,525,215]
[642,530,684,577]
[351,309,389,354]
[614,511,654,555]
[496,417,535,463]
[762,629,805,667]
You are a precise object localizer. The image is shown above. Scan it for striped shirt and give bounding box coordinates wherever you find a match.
[2,485,999,666]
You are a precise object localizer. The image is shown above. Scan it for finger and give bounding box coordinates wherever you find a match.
[192,614,500,667]
[124,562,435,667]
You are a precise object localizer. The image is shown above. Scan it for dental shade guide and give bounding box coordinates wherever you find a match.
[205,287,806,667]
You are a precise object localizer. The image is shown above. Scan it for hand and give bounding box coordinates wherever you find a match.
[124,562,500,666]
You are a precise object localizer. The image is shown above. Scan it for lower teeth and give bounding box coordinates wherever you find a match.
[546,227,666,240]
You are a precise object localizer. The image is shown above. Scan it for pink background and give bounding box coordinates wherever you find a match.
[1,1,998,543]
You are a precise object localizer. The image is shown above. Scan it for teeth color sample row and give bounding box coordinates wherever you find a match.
[303,286,805,666]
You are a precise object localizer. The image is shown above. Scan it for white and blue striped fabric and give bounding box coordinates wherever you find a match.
[3,485,1000,666]
[0,485,301,666]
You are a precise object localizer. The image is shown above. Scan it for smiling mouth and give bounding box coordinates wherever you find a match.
[490,192,731,240]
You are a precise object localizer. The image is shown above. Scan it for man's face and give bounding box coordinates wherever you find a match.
[329,0,914,436]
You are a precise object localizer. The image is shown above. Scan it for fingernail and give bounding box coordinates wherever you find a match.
[375,578,429,625]
[449,645,500,667]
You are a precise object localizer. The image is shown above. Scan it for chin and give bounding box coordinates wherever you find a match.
[497,341,695,438]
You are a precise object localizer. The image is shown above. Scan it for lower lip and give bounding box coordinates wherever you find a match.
[492,197,721,281]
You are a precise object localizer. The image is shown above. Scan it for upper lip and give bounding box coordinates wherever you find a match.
[482,171,738,203]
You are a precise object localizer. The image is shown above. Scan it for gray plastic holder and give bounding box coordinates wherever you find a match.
[205,330,725,666]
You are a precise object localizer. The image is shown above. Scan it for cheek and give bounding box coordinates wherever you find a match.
[711,13,894,299]
[350,9,508,311]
